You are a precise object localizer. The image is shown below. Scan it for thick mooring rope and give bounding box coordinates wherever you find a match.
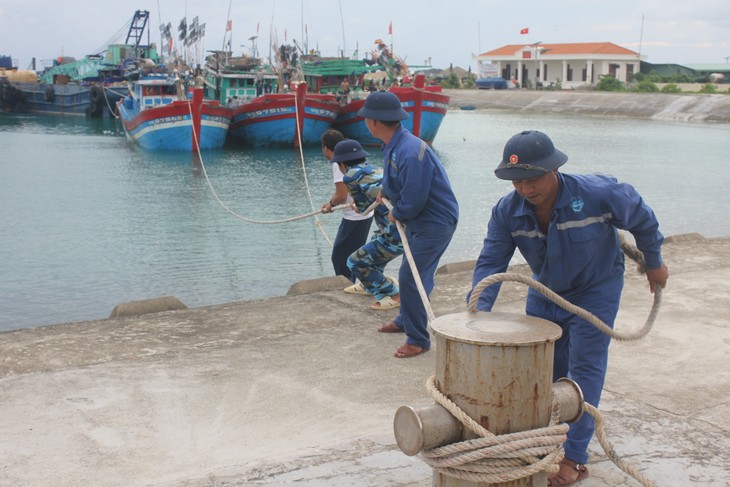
[421,376,569,484]
[587,403,658,487]
[188,96,347,234]
[417,236,662,486]
[380,198,437,323]
[467,236,662,341]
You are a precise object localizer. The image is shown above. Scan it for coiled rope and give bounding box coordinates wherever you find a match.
[421,375,569,483]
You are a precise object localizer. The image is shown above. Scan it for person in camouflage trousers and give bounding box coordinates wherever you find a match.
[330,139,403,310]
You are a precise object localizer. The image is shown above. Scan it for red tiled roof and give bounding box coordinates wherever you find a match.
[480,42,639,57]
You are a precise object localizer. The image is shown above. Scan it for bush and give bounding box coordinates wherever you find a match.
[441,72,461,89]
[699,83,717,94]
[635,80,659,92]
[596,75,624,92]
[661,83,682,93]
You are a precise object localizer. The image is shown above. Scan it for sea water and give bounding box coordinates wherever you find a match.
[1,111,729,331]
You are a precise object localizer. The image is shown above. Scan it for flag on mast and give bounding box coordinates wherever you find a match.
[388,21,392,35]
[520,27,529,35]
[226,20,232,32]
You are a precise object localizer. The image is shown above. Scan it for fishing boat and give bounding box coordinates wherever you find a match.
[334,73,450,146]
[300,53,380,97]
[202,50,280,108]
[116,73,232,151]
[227,81,339,148]
[4,10,159,117]
[297,41,450,146]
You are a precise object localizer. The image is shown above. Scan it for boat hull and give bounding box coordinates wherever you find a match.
[117,98,232,151]
[6,82,127,118]
[334,78,449,146]
[228,83,339,148]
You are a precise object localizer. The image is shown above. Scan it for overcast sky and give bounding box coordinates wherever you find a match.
[2,0,729,71]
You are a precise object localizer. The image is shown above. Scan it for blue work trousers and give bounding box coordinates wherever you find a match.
[394,222,457,349]
[526,278,623,465]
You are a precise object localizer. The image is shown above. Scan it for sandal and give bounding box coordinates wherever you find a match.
[371,295,400,310]
[547,459,589,486]
[377,322,404,333]
[344,281,368,295]
[394,344,428,359]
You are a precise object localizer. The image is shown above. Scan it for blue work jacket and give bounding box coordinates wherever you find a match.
[472,173,664,310]
[381,126,459,233]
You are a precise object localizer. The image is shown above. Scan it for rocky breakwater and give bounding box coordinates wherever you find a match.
[445,89,730,123]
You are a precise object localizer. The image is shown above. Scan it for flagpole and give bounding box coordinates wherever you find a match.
[390,22,394,56]
[638,13,644,61]
[223,0,232,52]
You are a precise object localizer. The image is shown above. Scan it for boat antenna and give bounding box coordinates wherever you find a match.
[338,0,347,57]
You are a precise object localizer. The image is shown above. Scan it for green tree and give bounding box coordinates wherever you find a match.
[462,77,476,89]
[441,72,461,89]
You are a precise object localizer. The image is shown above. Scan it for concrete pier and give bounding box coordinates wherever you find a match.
[0,234,728,486]
[445,89,730,123]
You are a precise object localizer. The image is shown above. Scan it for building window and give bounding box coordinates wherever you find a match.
[567,65,573,82]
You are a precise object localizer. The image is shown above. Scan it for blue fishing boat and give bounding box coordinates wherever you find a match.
[228,81,340,148]
[334,74,449,146]
[117,74,232,151]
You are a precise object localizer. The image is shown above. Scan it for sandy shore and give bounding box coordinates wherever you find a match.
[443,88,730,123]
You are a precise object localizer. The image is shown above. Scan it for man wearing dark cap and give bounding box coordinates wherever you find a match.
[358,91,459,359]
[469,130,669,485]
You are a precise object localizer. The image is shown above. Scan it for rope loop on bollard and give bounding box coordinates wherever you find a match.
[421,376,568,483]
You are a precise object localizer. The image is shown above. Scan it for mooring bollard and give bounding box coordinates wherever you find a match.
[393,311,584,487]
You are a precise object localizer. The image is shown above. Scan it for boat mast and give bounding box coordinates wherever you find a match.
[338,0,346,57]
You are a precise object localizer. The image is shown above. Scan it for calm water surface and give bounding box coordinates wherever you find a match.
[1,110,729,331]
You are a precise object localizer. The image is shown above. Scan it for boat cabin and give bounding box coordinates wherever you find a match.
[128,77,180,111]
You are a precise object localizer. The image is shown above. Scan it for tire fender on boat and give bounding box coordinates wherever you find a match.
[89,85,103,103]
[87,85,104,118]
[44,85,54,102]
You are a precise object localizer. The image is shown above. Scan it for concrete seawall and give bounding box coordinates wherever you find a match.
[0,234,728,486]
[445,89,730,123]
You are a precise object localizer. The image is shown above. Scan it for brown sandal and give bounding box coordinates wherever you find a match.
[377,322,403,333]
[547,459,589,486]
[393,344,428,358]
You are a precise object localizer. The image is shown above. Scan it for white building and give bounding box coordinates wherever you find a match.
[473,42,642,89]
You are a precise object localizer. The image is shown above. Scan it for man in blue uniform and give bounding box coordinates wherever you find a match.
[469,130,669,485]
[358,91,459,359]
